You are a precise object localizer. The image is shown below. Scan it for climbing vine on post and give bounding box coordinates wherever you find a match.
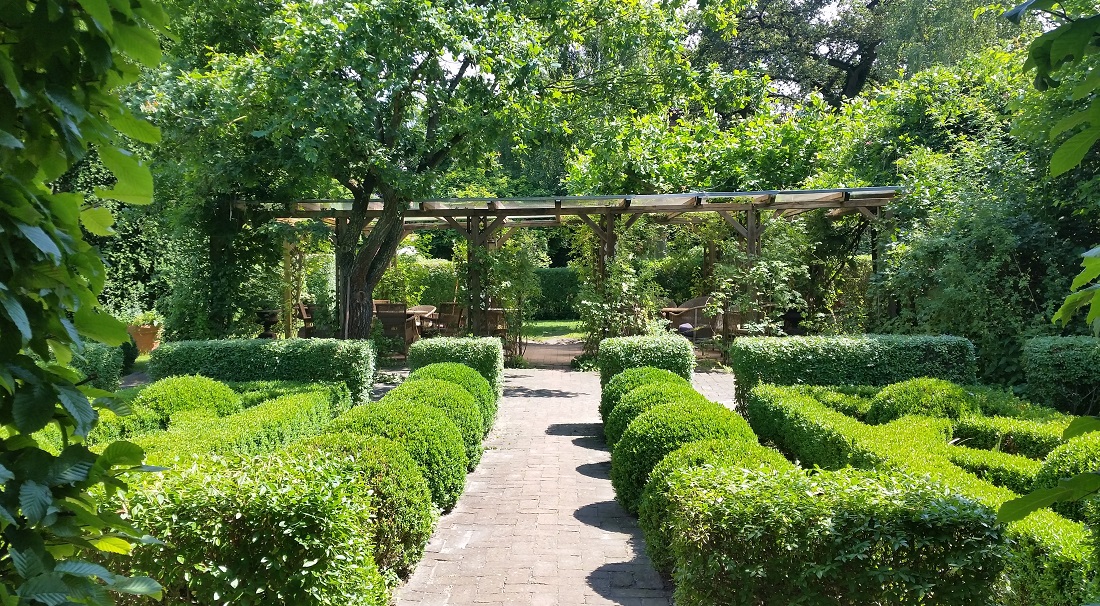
[0,0,168,602]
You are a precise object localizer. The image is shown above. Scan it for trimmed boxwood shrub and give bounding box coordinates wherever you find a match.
[284,433,436,577]
[133,375,243,421]
[865,378,979,424]
[149,338,376,403]
[746,384,1094,606]
[1034,433,1100,521]
[600,367,690,423]
[639,439,791,573]
[120,335,139,374]
[953,415,1067,459]
[229,379,353,413]
[728,335,977,394]
[598,334,695,386]
[667,466,1006,606]
[944,446,1042,495]
[382,379,483,470]
[1023,336,1100,415]
[533,267,580,320]
[611,401,754,514]
[122,455,388,605]
[407,362,496,433]
[604,383,709,448]
[408,337,505,398]
[72,341,125,391]
[329,401,467,511]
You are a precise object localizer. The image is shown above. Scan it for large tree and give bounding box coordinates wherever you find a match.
[149,0,703,338]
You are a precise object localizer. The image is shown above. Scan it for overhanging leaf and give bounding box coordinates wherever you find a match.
[110,575,162,598]
[19,481,53,525]
[16,573,70,606]
[998,473,1100,522]
[1064,416,1100,440]
[57,386,95,438]
[90,536,132,555]
[1051,124,1100,176]
[55,560,114,582]
[94,145,153,205]
[97,441,145,468]
[79,207,115,236]
[1004,0,1058,24]
[73,306,127,346]
[108,112,160,144]
[13,382,57,434]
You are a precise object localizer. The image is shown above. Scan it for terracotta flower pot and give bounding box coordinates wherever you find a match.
[127,324,161,353]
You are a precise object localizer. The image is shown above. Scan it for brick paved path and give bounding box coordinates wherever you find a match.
[393,369,671,606]
[692,371,737,409]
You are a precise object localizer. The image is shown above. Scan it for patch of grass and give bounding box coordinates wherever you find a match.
[131,353,151,376]
[526,320,584,341]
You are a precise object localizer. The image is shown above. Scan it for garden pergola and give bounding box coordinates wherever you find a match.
[248,186,901,336]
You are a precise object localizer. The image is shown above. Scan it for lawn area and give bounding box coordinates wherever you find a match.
[527,320,584,341]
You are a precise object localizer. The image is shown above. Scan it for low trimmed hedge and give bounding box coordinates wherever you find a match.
[728,335,978,394]
[408,337,505,398]
[1023,336,1100,415]
[135,387,343,465]
[746,384,1094,606]
[944,446,1042,495]
[229,380,352,412]
[133,375,243,420]
[604,383,709,448]
[597,334,695,386]
[953,415,1067,459]
[72,342,125,391]
[639,439,791,573]
[600,367,690,423]
[1034,433,1100,521]
[149,338,376,403]
[668,466,1006,605]
[406,363,496,433]
[865,377,979,424]
[284,433,436,578]
[328,401,467,511]
[611,400,754,514]
[122,455,388,605]
[382,379,484,471]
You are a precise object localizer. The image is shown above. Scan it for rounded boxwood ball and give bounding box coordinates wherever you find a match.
[134,375,242,424]
[1034,432,1100,521]
[865,377,978,424]
[601,367,690,423]
[611,401,754,515]
[284,432,436,577]
[605,383,709,448]
[638,438,790,573]
[407,363,496,434]
[383,379,484,470]
[328,401,468,511]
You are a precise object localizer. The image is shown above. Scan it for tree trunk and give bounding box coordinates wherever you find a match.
[338,185,408,339]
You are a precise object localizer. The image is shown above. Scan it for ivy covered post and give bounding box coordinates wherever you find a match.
[0,0,169,602]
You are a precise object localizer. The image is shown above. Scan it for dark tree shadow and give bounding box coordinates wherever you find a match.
[504,385,582,399]
[576,461,611,479]
[546,422,602,437]
[573,435,606,450]
[576,507,672,603]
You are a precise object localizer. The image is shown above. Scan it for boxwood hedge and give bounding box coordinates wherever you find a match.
[149,338,376,403]
[1023,336,1100,416]
[284,433,436,577]
[604,383,710,448]
[597,334,695,386]
[611,400,755,514]
[746,384,1094,606]
[865,377,979,424]
[406,362,496,433]
[328,401,467,511]
[122,455,388,605]
[72,341,125,391]
[600,367,690,423]
[1034,433,1100,522]
[953,415,1067,459]
[944,446,1042,495]
[667,466,1005,606]
[133,375,243,420]
[408,337,505,398]
[728,335,977,394]
[638,439,791,573]
[382,379,484,471]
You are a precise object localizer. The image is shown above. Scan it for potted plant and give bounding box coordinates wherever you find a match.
[126,310,162,353]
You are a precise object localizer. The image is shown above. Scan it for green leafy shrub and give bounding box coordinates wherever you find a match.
[746,384,1094,606]
[230,380,353,414]
[865,377,979,424]
[944,446,1042,495]
[382,379,484,470]
[284,433,436,577]
[597,334,695,386]
[639,439,791,573]
[133,375,243,422]
[604,383,709,447]
[120,335,139,374]
[953,415,1067,459]
[728,335,977,394]
[611,401,754,514]
[667,466,1006,606]
[408,337,505,398]
[600,366,690,423]
[1034,433,1100,521]
[406,363,496,433]
[328,401,467,511]
[533,267,580,320]
[122,455,388,605]
[150,338,376,403]
[1023,336,1100,415]
[71,342,125,391]
[136,387,341,464]
[796,385,874,419]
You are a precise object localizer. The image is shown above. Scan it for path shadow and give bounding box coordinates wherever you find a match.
[545,422,602,437]
[505,385,581,399]
[573,436,606,451]
[586,534,671,604]
[573,500,633,532]
[576,461,611,479]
